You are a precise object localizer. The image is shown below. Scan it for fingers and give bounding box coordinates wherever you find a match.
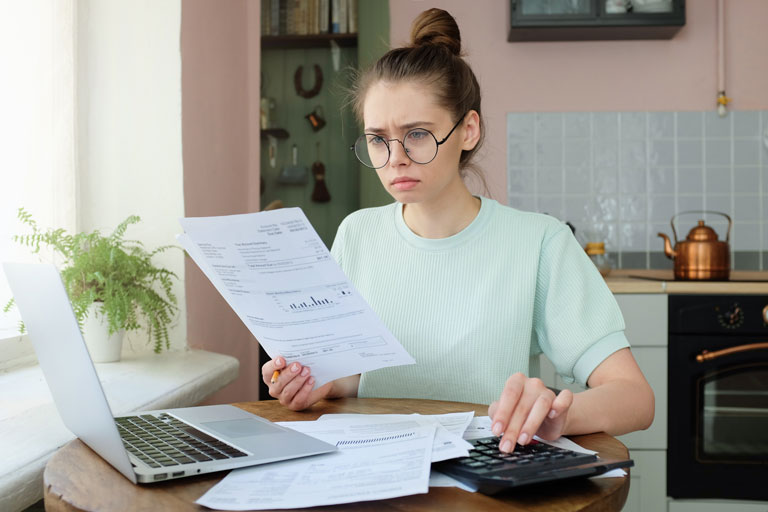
[262,356,286,384]
[488,401,498,418]
[288,381,333,411]
[491,373,525,443]
[265,358,329,411]
[270,362,308,400]
[278,362,311,395]
[550,388,573,419]
[491,373,556,452]
[535,389,573,441]
[516,395,553,445]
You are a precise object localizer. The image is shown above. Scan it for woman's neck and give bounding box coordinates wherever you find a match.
[402,183,481,239]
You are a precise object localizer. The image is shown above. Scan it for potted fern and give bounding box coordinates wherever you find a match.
[6,208,179,361]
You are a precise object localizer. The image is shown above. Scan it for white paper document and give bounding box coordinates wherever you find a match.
[178,208,415,387]
[196,419,436,510]
[317,412,475,462]
[429,470,479,492]
[462,415,494,440]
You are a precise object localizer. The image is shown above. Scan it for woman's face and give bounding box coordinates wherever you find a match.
[361,80,474,205]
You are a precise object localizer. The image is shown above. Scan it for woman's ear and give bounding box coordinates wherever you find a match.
[461,110,481,151]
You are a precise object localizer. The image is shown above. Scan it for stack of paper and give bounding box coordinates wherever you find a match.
[196,413,625,509]
[196,412,474,510]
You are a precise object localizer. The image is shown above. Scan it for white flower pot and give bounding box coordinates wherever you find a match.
[82,302,124,363]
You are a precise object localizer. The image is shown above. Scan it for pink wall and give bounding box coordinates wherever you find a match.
[181,0,262,404]
[388,0,768,202]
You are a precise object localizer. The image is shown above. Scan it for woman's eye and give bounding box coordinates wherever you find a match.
[407,129,429,141]
[368,135,386,145]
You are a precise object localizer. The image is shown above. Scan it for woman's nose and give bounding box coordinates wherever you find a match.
[388,139,410,167]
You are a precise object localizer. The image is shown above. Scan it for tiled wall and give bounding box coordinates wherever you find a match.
[507,110,768,270]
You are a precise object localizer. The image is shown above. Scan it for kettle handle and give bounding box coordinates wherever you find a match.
[670,210,732,243]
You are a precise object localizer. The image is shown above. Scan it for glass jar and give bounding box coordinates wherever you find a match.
[585,242,612,277]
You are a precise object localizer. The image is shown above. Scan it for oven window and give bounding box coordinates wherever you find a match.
[698,363,768,462]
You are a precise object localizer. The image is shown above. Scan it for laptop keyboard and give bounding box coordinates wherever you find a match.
[116,413,248,468]
[450,437,596,473]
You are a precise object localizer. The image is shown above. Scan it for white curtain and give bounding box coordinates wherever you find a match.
[0,0,77,336]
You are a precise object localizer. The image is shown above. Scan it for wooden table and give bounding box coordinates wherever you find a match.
[43,398,630,511]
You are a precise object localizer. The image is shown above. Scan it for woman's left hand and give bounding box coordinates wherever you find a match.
[488,373,573,453]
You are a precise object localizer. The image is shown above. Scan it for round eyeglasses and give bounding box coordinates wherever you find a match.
[350,113,467,169]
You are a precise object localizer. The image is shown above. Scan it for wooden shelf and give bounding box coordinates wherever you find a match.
[261,33,358,49]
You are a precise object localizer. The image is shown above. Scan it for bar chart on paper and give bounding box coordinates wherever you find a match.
[270,283,354,314]
[178,207,416,386]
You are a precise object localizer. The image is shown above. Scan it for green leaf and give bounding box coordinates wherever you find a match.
[8,210,179,353]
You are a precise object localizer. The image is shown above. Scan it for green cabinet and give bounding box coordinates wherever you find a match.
[259,1,391,250]
[260,36,360,249]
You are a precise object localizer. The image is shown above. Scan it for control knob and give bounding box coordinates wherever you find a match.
[717,303,744,329]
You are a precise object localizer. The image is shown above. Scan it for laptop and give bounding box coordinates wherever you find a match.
[434,434,634,494]
[3,262,336,484]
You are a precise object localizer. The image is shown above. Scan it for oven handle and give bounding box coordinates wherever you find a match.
[696,342,768,362]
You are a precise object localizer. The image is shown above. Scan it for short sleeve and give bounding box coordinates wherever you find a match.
[532,224,629,386]
[330,216,348,270]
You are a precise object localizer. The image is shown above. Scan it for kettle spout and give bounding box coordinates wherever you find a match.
[657,233,676,259]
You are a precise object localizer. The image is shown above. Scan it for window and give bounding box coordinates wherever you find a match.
[0,1,76,352]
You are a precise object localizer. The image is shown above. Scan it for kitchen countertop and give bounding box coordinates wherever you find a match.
[605,269,768,294]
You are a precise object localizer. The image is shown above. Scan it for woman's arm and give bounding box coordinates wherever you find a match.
[563,347,654,436]
[489,348,654,452]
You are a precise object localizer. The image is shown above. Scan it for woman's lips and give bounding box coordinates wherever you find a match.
[391,177,420,191]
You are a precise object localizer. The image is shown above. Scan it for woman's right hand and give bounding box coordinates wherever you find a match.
[262,356,333,411]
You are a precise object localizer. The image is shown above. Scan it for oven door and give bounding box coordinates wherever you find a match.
[668,334,768,500]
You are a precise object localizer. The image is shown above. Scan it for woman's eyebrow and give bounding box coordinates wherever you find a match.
[364,121,436,133]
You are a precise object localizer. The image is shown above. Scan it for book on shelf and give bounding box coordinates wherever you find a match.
[318,0,330,33]
[269,0,280,36]
[347,0,357,34]
[262,0,356,37]
[261,0,270,35]
[278,0,287,35]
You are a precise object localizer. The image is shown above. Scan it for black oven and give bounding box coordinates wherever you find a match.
[668,294,768,501]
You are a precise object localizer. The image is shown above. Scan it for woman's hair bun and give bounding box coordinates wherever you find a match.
[409,8,462,56]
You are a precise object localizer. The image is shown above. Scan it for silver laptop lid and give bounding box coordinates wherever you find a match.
[3,262,137,483]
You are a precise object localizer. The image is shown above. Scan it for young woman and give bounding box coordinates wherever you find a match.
[262,8,654,454]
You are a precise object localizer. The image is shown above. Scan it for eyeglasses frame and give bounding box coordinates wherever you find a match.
[350,112,469,169]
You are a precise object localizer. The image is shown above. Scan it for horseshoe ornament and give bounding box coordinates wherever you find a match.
[294,64,323,99]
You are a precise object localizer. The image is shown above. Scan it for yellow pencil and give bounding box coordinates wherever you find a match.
[271,370,280,383]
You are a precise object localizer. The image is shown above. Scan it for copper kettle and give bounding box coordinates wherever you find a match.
[657,211,732,281]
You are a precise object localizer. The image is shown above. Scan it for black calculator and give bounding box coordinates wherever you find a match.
[433,437,633,495]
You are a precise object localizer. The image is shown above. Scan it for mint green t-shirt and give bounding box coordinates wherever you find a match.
[330,197,629,405]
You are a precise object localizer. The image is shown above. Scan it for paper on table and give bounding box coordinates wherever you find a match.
[314,412,475,462]
[592,468,627,478]
[319,412,474,436]
[429,470,479,492]
[462,415,494,440]
[178,208,415,388]
[535,433,597,455]
[196,421,436,510]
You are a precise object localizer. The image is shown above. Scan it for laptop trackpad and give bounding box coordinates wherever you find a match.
[202,418,284,438]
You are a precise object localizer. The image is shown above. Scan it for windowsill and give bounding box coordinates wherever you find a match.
[0,333,36,372]
[0,349,239,512]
